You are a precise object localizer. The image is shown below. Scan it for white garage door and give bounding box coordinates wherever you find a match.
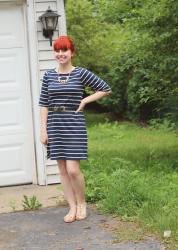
[0,2,35,186]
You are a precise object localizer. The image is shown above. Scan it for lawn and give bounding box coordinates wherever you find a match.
[81,112,178,245]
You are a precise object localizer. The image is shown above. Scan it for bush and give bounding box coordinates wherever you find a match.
[66,0,178,121]
[81,114,178,241]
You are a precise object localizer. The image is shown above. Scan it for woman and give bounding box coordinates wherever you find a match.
[39,36,111,223]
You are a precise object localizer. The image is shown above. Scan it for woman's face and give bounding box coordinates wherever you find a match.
[54,48,73,65]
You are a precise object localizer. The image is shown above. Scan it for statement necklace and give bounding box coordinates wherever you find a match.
[57,67,74,84]
[58,74,70,84]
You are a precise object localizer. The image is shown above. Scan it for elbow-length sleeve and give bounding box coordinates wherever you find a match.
[80,68,111,92]
[39,72,49,107]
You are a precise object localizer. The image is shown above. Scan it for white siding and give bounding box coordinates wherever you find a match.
[35,0,66,184]
[46,161,60,184]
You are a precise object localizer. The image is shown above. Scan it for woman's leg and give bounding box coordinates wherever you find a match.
[66,160,87,220]
[57,159,77,222]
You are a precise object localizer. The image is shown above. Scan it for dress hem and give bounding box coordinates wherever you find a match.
[47,157,88,160]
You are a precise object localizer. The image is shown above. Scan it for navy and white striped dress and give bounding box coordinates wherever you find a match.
[39,67,111,160]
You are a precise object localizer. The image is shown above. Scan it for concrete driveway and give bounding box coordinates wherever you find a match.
[0,206,165,250]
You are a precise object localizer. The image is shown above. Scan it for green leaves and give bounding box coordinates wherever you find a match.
[66,0,178,121]
[22,195,42,211]
[81,115,178,241]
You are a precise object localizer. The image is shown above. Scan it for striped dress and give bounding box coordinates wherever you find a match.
[39,67,111,160]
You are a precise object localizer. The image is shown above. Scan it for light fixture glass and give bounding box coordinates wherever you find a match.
[39,6,60,46]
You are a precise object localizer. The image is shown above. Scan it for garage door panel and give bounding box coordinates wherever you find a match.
[0,54,16,85]
[0,142,23,173]
[0,49,27,92]
[0,4,24,48]
[0,2,35,186]
[0,134,33,186]
[0,49,31,135]
[0,96,23,133]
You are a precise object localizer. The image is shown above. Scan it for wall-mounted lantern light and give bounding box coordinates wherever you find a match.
[39,6,60,46]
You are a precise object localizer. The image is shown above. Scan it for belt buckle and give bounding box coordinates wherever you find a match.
[54,106,58,112]
[60,106,66,112]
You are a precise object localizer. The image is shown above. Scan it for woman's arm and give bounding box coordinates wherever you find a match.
[40,107,48,144]
[76,91,111,113]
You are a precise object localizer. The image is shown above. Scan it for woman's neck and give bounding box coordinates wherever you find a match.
[57,64,75,74]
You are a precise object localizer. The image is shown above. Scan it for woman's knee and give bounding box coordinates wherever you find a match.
[66,160,81,178]
[68,168,81,178]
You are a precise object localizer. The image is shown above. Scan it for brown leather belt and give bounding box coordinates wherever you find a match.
[48,106,77,112]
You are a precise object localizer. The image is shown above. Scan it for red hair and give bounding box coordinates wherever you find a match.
[53,36,75,53]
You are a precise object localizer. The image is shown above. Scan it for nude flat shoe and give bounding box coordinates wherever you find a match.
[76,203,87,221]
[63,210,76,223]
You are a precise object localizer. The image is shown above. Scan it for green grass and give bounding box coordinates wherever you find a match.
[82,112,178,244]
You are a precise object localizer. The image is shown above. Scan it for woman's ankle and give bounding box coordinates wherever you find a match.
[77,201,86,206]
[76,202,87,220]
[69,204,77,211]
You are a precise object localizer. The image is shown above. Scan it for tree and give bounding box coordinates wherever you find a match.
[66,0,178,121]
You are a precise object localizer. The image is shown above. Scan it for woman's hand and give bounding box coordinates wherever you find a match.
[40,107,48,144]
[75,99,87,113]
[40,129,48,145]
[75,91,111,113]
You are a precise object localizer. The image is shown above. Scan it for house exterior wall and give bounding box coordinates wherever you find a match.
[34,0,67,184]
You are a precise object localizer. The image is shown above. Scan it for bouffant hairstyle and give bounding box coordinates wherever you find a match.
[53,36,75,53]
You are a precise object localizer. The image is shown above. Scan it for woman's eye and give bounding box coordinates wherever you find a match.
[55,49,68,52]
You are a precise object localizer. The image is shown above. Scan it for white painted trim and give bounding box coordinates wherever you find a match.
[22,1,37,184]
[26,0,47,185]
[57,0,67,35]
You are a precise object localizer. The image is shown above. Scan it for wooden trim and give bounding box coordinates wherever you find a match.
[57,0,67,35]
[26,0,47,185]
[22,1,38,185]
